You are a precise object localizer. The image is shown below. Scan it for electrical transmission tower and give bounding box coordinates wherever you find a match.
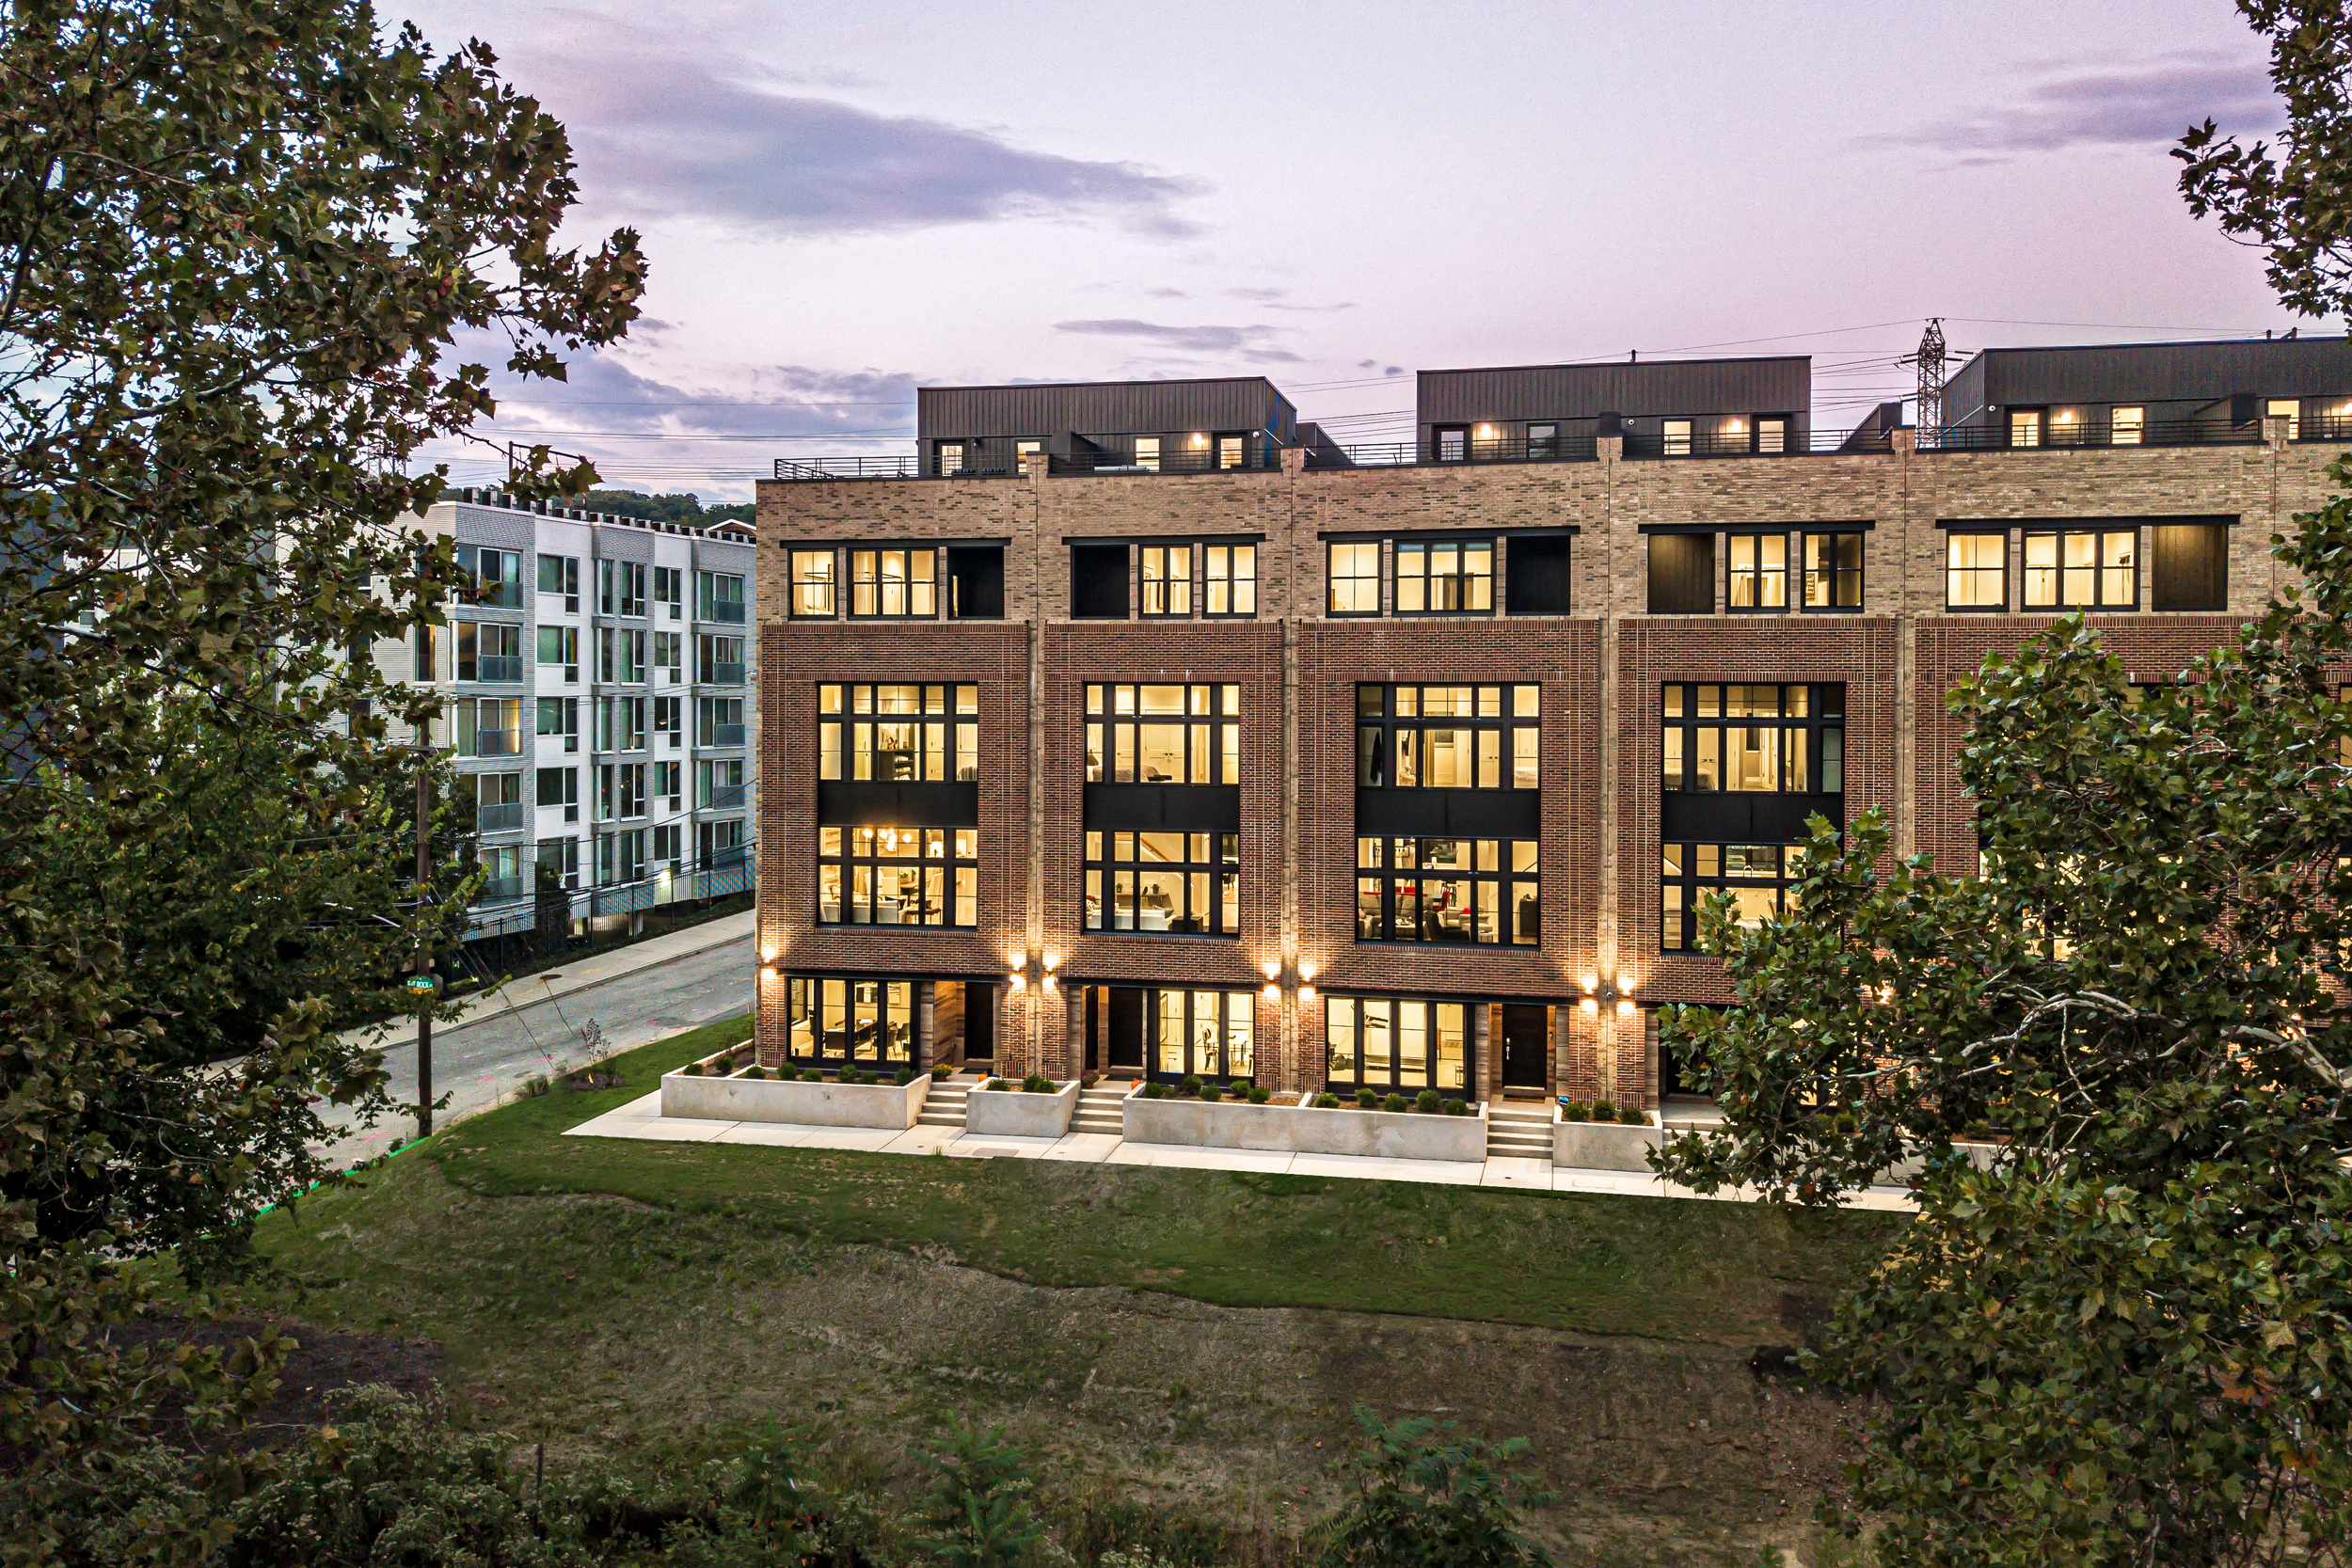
[1911,318,1947,439]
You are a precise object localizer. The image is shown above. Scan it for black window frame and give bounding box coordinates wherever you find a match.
[1724,531,1789,613]
[1526,422,1559,461]
[1085,681,1240,785]
[1660,683,1845,796]
[787,975,919,1065]
[2022,527,2138,611]
[1322,996,1473,1097]
[1139,544,1193,617]
[1355,683,1540,792]
[946,545,1005,619]
[1203,544,1257,617]
[1802,531,1865,612]
[1085,829,1239,937]
[1355,835,1538,945]
[1393,537,1494,615]
[789,548,838,618]
[849,547,936,619]
[1144,988,1257,1083]
[819,683,979,783]
[817,823,978,928]
[1504,534,1573,615]
[1434,425,1470,463]
[1945,529,2010,611]
[1327,540,1383,616]
[1071,542,1131,619]
[1661,841,1805,952]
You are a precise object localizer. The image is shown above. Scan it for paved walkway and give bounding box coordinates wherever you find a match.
[564,1089,1916,1212]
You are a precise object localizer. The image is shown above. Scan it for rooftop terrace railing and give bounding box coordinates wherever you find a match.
[1917,418,2266,451]
[775,455,1015,480]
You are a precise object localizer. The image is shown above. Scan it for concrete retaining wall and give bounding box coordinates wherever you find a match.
[1555,1117,1663,1172]
[1123,1096,1486,1162]
[661,1069,930,1128]
[964,1078,1080,1137]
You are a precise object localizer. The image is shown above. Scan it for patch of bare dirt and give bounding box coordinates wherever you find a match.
[95,1311,444,1450]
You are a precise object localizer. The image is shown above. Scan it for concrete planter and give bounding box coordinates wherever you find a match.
[964,1078,1081,1138]
[1880,1141,2002,1183]
[1123,1095,1486,1162]
[1290,1101,1487,1163]
[660,1066,929,1128]
[1555,1114,1663,1173]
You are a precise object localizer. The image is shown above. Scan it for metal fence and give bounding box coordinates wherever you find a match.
[1917,419,2266,451]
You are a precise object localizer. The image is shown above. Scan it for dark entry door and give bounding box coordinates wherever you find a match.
[963,982,995,1064]
[1501,1005,1549,1089]
[1107,987,1146,1070]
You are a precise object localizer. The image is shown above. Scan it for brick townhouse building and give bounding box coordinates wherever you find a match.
[751,338,2352,1109]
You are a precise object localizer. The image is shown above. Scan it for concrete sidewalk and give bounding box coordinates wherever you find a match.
[358,910,755,1050]
[564,1088,1915,1212]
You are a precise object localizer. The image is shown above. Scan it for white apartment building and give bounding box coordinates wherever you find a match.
[386,488,758,938]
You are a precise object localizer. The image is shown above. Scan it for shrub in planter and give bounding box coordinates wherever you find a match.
[1617,1104,1647,1125]
[1024,1074,1056,1094]
[1414,1089,1442,1114]
[680,1060,700,1077]
[1142,1082,1168,1100]
[1316,1093,1341,1108]
[744,1065,767,1080]
[1381,1093,1407,1114]
[1561,1101,1589,1121]
[894,1067,915,1086]
[1180,1073,1204,1098]
[986,1078,1013,1092]
[1355,1087,1378,1108]
[1199,1083,1222,1103]
[1591,1099,1617,1120]
[1248,1085,1270,1104]
[1442,1097,1470,1117]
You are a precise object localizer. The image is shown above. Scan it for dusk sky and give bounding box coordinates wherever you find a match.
[405,0,2308,500]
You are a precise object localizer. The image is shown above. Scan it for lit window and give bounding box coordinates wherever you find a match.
[851,550,935,617]
[1757,418,1786,454]
[2009,409,2042,448]
[817,825,977,927]
[1357,836,1537,944]
[1324,997,1469,1094]
[1395,539,1493,613]
[1205,545,1256,616]
[1134,436,1161,472]
[1947,532,2007,609]
[1662,419,1692,457]
[1727,534,1787,610]
[1085,682,1238,784]
[818,683,979,782]
[1661,684,1842,795]
[1152,990,1254,1081]
[1803,532,1863,610]
[1140,546,1193,617]
[787,977,917,1066]
[1357,683,1538,790]
[2110,406,2145,445]
[790,550,835,617]
[1662,842,1805,951]
[1086,830,1238,936]
[2023,529,2136,610]
[1328,542,1382,614]
[2269,399,2301,440]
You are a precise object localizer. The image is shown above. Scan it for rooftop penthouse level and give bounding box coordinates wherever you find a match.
[1938,336,2352,450]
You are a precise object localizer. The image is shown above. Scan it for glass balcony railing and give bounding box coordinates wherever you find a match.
[471,655,524,683]
[701,599,746,624]
[705,661,745,686]
[477,801,525,832]
[704,784,746,809]
[704,722,747,747]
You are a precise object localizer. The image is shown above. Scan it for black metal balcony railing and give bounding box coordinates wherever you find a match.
[705,661,745,686]
[1919,418,2268,451]
[1050,446,1282,476]
[704,722,747,746]
[701,599,747,623]
[705,784,746,809]
[776,455,1012,480]
[2298,412,2352,442]
[477,801,525,833]
[472,655,523,683]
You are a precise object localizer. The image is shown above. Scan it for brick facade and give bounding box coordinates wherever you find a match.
[755,427,2340,1102]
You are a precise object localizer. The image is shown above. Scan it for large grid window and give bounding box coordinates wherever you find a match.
[2024,528,2137,610]
[597,561,646,617]
[819,684,979,782]
[1328,543,1381,614]
[1356,684,1540,790]
[1206,546,1256,615]
[850,549,934,617]
[818,825,978,927]
[1804,533,1863,610]
[787,977,915,1065]
[1152,990,1254,1081]
[1661,685,1843,794]
[1356,837,1538,944]
[1662,843,1804,951]
[1947,532,2008,609]
[1325,998,1470,1095]
[1395,539,1493,613]
[1141,546,1191,616]
[1085,683,1240,784]
[791,550,836,617]
[1086,831,1238,935]
[1727,534,1787,610]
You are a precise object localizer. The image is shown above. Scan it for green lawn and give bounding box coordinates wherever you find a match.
[261,1016,1899,1349]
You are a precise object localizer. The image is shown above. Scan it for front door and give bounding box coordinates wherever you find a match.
[1501,1004,1549,1089]
[1106,986,1145,1071]
[963,982,995,1065]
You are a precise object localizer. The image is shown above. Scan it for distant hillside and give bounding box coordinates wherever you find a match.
[584,488,755,528]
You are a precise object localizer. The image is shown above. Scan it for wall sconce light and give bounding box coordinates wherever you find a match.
[1009,955,1026,990]
[1579,997,1598,1016]
[1473,423,1496,439]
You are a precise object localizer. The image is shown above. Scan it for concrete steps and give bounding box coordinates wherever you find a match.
[915,1077,976,1129]
[1070,1083,1134,1136]
[1485,1102,1553,1161]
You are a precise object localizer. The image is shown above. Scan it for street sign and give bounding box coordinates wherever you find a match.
[405,974,438,995]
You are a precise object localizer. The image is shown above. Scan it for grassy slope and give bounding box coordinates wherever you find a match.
[261,1016,1899,1349]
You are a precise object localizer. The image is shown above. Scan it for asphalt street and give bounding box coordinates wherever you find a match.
[317,929,754,1166]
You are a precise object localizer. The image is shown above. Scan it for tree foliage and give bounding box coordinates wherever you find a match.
[2176,0,2352,324]
[915,1422,1046,1568]
[1656,479,2352,1562]
[0,1,644,1559]
[1311,1406,1552,1568]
